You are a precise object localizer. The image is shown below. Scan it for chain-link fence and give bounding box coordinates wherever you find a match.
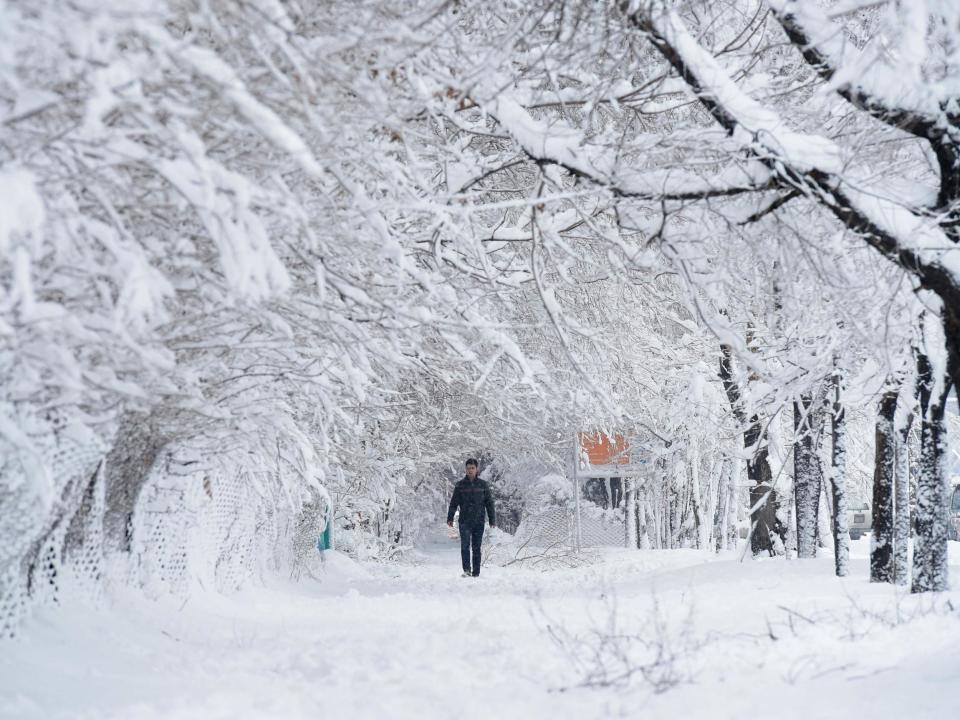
[514,506,627,551]
[0,407,108,638]
[0,408,328,638]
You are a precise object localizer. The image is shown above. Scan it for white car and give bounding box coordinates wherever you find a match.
[844,489,959,541]
[848,502,871,540]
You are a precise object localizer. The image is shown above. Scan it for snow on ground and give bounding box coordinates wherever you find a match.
[2,535,959,720]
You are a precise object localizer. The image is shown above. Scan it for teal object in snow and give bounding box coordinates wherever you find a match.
[317,522,332,551]
[317,505,332,551]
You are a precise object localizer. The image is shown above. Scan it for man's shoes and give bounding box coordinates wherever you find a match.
[461,571,471,577]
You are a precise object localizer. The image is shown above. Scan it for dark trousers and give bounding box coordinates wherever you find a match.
[459,523,484,575]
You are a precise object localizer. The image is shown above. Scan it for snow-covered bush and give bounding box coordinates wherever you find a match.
[530,473,576,512]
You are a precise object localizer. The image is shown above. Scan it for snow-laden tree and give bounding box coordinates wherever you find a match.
[390,1,906,565]
[627,0,959,591]
[415,0,954,588]
[0,0,566,628]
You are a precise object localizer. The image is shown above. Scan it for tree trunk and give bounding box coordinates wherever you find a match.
[941,308,960,406]
[646,489,663,550]
[651,477,663,550]
[714,457,735,552]
[794,394,824,559]
[747,464,779,553]
[893,387,914,586]
[912,343,952,593]
[689,451,708,550]
[103,412,169,553]
[871,387,898,583]
[783,502,795,561]
[727,458,739,550]
[817,482,834,553]
[745,425,780,556]
[661,458,673,550]
[625,477,637,549]
[830,371,849,577]
[720,345,781,556]
[704,457,721,552]
[635,481,645,548]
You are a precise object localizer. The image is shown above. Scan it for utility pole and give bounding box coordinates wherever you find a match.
[573,430,582,553]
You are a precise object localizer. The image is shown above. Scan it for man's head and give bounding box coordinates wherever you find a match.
[465,458,478,479]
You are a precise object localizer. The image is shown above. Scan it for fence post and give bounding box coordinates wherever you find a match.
[573,433,582,553]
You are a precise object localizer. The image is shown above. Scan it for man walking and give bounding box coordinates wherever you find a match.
[447,458,496,577]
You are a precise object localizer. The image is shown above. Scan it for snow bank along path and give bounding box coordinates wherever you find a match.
[2,537,959,720]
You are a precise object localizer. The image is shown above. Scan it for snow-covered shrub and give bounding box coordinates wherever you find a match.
[528,473,575,513]
[539,592,701,692]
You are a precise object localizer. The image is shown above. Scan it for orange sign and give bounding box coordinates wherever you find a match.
[579,432,630,465]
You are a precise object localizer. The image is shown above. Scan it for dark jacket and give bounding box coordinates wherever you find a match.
[447,476,496,527]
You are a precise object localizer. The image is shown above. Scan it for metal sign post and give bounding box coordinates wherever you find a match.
[572,431,583,553]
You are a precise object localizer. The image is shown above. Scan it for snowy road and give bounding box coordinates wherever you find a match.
[2,538,959,720]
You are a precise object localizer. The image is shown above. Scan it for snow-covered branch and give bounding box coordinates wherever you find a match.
[480,93,775,201]
[629,2,960,298]
[766,0,960,212]
[767,0,951,142]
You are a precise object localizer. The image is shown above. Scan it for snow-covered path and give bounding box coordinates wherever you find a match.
[3,538,959,720]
